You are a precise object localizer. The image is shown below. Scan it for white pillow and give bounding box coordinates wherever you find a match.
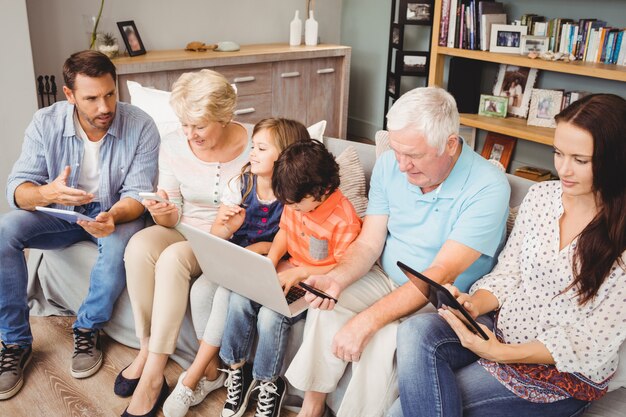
[307,120,327,141]
[126,80,180,137]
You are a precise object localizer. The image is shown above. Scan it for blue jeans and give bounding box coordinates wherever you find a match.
[220,292,306,381]
[0,203,145,345]
[393,313,590,417]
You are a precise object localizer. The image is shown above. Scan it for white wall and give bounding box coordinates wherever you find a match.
[0,0,37,213]
[26,0,342,89]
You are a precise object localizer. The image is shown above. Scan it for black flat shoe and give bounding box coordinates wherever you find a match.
[120,377,169,417]
[114,365,140,397]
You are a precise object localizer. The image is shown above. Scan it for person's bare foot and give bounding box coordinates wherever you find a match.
[297,391,327,417]
[122,350,148,380]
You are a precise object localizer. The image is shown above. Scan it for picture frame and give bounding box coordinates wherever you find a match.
[478,94,508,118]
[527,88,564,128]
[406,1,432,23]
[387,73,398,96]
[520,35,549,55]
[489,24,528,54]
[117,20,146,56]
[392,24,402,47]
[492,65,539,118]
[401,52,428,75]
[481,132,517,170]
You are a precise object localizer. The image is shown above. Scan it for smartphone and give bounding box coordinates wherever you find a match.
[298,282,338,303]
[139,192,169,204]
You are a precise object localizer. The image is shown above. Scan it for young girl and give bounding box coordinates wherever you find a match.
[162,118,311,417]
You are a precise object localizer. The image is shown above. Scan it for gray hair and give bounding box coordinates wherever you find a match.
[386,86,460,154]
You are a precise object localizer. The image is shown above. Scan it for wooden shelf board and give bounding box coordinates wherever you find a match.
[435,47,626,82]
[460,114,555,146]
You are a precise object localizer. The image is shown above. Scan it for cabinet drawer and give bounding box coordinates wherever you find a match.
[233,93,272,125]
[216,63,272,96]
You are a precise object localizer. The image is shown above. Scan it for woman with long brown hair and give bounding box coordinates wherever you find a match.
[392,93,626,417]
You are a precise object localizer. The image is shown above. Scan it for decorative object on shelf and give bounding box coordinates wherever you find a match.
[185,41,213,52]
[305,10,319,46]
[520,35,549,55]
[290,10,302,46]
[514,166,552,181]
[406,2,432,22]
[481,132,517,170]
[401,52,429,75]
[528,50,577,62]
[95,32,119,58]
[116,20,146,56]
[527,88,564,128]
[492,65,539,118]
[489,24,528,54]
[478,94,508,118]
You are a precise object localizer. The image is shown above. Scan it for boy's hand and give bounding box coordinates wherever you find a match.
[278,267,309,295]
[304,275,342,310]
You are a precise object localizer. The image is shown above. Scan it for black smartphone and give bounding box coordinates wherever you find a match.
[298,282,338,303]
[397,261,489,340]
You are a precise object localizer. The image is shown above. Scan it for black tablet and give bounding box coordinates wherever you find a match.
[397,261,489,340]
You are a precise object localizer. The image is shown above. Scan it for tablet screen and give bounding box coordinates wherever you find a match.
[397,261,489,340]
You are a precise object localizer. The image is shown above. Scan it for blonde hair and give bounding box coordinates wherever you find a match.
[169,69,236,125]
[240,118,311,201]
[386,86,460,154]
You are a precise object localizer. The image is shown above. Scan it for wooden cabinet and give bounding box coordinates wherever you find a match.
[112,44,351,138]
[428,0,626,146]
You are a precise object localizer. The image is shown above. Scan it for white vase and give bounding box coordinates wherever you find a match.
[290,10,302,46]
[305,11,318,46]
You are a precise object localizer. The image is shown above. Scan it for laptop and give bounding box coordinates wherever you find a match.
[178,223,308,317]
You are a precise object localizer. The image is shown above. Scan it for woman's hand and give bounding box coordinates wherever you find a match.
[438,308,501,361]
[443,284,480,319]
[278,267,309,295]
[142,190,178,218]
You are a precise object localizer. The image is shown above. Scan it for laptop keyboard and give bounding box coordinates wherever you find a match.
[286,286,306,304]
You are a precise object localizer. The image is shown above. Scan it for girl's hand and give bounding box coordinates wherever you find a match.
[143,190,178,217]
[438,308,501,361]
[215,204,245,233]
[443,284,480,319]
[278,267,309,295]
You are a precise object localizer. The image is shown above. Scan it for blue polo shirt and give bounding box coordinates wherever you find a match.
[366,141,510,292]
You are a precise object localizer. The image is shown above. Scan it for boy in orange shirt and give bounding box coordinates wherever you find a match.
[218,140,362,417]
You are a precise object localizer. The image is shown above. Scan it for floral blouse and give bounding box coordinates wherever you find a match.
[470,181,626,401]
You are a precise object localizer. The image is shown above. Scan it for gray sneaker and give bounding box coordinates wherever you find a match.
[0,342,32,400]
[70,328,102,379]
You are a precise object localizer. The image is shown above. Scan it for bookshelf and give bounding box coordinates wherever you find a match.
[428,0,626,146]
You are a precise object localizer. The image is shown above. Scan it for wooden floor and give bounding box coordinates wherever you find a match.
[2,316,297,417]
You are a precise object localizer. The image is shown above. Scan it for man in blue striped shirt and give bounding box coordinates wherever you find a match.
[0,50,159,400]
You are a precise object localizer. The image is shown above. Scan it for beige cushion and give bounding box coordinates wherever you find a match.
[506,205,519,238]
[336,145,368,218]
[375,129,390,158]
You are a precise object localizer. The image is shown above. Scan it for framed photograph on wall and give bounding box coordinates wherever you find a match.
[392,24,402,47]
[406,1,432,23]
[401,52,428,75]
[492,65,538,118]
[481,133,517,170]
[520,35,549,55]
[478,94,508,118]
[489,24,528,54]
[527,88,564,128]
[117,20,146,56]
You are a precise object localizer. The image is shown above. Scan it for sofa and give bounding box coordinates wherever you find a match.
[26,135,626,416]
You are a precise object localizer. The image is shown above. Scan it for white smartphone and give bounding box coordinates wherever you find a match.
[35,206,96,223]
[138,192,169,204]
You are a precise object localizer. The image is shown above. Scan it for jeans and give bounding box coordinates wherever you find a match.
[394,313,590,417]
[0,203,145,345]
[220,292,306,382]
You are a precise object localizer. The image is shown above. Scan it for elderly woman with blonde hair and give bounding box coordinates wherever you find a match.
[117,69,251,417]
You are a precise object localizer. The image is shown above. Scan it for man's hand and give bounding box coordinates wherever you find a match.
[77,211,115,238]
[40,166,94,206]
[303,275,342,310]
[332,313,376,362]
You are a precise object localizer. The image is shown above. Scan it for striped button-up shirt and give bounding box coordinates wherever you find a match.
[7,101,159,210]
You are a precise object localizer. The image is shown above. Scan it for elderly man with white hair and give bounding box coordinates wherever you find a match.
[285,86,511,417]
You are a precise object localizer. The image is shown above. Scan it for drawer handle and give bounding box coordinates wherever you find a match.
[234,107,256,115]
[280,71,301,78]
[233,76,256,83]
[316,68,335,74]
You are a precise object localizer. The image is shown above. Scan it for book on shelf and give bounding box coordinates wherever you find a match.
[481,13,506,50]
[447,0,459,47]
[514,166,552,182]
[439,0,452,46]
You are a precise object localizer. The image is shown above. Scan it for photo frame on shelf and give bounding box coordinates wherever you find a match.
[392,24,402,47]
[387,73,397,96]
[406,1,432,23]
[478,94,508,118]
[520,35,549,55]
[117,20,146,56]
[492,65,538,118]
[489,24,528,54]
[459,125,477,150]
[527,89,564,128]
[481,132,517,170]
[401,51,428,75]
